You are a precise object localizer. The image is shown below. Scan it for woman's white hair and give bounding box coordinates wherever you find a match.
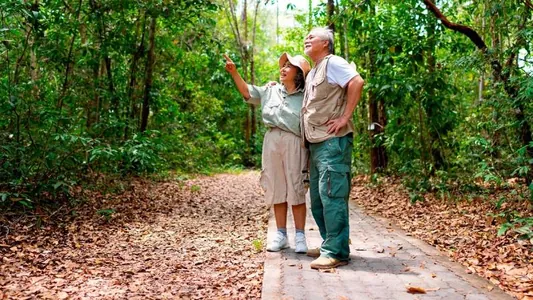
[309,27,334,54]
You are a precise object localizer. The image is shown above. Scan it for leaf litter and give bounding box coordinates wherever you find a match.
[351,175,533,299]
[0,172,268,299]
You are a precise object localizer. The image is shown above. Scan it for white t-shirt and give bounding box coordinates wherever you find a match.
[325,56,359,88]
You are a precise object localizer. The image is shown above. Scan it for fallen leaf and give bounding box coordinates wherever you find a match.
[406,286,426,294]
[318,268,336,273]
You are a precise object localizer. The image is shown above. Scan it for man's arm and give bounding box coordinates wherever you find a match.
[326,75,365,134]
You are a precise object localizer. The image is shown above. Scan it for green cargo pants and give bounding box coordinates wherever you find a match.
[309,134,352,261]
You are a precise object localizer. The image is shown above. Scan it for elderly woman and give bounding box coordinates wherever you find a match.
[224,53,311,253]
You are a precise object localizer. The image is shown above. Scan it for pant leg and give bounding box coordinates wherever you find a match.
[309,148,327,241]
[282,130,308,206]
[309,135,353,261]
[261,128,287,206]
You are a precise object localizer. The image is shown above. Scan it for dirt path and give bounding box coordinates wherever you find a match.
[1,172,268,299]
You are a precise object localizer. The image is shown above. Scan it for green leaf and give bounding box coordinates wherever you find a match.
[18,200,33,209]
[497,223,512,236]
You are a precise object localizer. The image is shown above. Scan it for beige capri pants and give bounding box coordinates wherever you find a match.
[260,127,309,206]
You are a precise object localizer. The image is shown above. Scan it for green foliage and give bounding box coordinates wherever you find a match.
[97,208,116,222]
[89,131,165,174]
[312,0,533,195]
[0,0,269,210]
[1,0,532,219]
[190,185,201,192]
[252,238,264,252]
[497,214,533,244]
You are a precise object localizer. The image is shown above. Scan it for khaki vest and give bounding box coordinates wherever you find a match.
[301,55,355,144]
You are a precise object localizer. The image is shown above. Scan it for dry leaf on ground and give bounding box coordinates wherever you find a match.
[0,172,268,299]
[406,286,427,294]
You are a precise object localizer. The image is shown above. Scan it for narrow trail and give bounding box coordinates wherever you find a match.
[1,172,268,299]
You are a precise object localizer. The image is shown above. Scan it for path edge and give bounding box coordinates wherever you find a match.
[351,201,512,300]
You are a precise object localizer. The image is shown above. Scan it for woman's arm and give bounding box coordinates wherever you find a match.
[224,54,251,99]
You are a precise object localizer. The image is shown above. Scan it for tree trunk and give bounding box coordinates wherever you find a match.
[426,15,444,171]
[327,0,335,55]
[369,46,387,174]
[327,0,335,32]
[125,12,146,139]
[86,60,101,128]
[335,0,345,58]
[250,0,260,159]
[140,16,156,133]
[104,56,117,115]
[57,0,83,112]
[224,0,260,166]
[276,0,279,44]
[308,0,312,31]
[29,0,39,98]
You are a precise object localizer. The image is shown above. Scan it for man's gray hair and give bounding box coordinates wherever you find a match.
[309,27,334,54]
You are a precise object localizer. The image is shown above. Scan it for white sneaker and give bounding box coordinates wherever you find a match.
[267,231,289,252]
[295,232,308,254]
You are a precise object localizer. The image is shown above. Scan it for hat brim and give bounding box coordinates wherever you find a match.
[279,52,308,77]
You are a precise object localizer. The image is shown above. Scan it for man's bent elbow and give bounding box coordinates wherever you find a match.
[355,75,364,86]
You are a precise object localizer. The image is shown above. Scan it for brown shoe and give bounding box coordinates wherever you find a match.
[306,248,320,258]
[310,256,349,269]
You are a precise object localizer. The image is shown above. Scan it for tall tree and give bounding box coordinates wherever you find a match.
[367,1,387,173]
[224,0,262,166]
[140,15,156,132]
[422,0,533,182]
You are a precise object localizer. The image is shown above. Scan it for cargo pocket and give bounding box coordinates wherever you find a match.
[326,164,350,198]
[259,169,268,192]
[326,138,342,156]
[296,172,308,199]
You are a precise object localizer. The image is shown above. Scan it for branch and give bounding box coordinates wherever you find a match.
[57,0,82,112]
[14,27,32,84]
[422,0,487,51]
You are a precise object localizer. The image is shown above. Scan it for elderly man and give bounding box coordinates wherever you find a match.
[301,27,365,269]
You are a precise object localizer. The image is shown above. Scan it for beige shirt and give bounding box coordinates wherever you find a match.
[246,84,304,136]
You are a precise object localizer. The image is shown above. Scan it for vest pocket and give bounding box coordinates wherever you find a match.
[311,81,327,100]
[326,164,350,198]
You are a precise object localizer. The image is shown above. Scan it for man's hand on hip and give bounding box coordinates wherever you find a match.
[326,115,349,135]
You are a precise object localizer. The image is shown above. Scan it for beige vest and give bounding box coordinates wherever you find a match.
[301,55,354,144]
